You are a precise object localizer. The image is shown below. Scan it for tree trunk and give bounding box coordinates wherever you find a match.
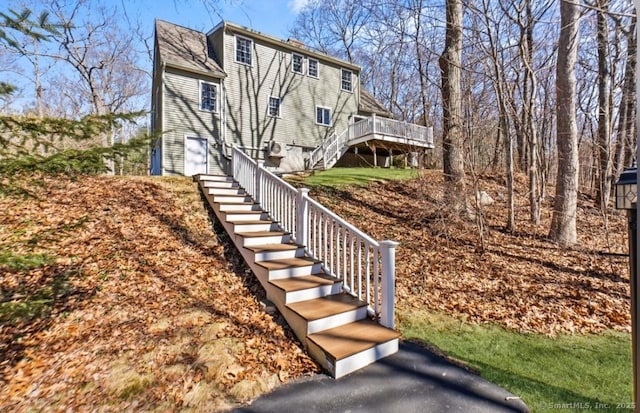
[413,0,431,129]
[521,0,541,224]
[503,98,515,232]
[595,0,612,208]
[439,0,466,214]
[549,0,580,246]
[614,15,637,176]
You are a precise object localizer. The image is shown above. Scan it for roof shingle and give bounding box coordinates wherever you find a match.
[155,19,225,77]
[359,89,393,118]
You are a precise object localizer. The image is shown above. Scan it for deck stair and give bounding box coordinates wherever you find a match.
[308,114,434,170]
[197,173,400,378]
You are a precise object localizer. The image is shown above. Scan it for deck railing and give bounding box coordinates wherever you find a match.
[308,115,433,170]
[231,146,398,328]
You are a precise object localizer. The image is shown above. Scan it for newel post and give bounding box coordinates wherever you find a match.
[379,240,399,329]
[255,160,264,205]
[372,113,377,135]
[229,147,236,179]
[296,188,310,246]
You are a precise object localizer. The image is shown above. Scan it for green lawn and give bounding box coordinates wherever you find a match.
[302,167,418,188]
[399,310,633,412]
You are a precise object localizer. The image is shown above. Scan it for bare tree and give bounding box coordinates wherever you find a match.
[549,0,580,246]
[474,0,516,231]
[595,0,612,207]
[289,0,372,63]
[48,1,146,116]
[613,12,637,176]
[440,0,466,214]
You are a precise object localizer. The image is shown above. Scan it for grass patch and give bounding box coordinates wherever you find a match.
[301,167,418,188]
[0,251,52,271]
[399,310,633,412]
[106,362,153,400]
[0,268,78,324]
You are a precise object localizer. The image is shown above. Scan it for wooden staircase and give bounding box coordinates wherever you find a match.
[197,174,399,378]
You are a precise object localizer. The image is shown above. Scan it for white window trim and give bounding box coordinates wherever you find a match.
[341,68,353,92]
[199,80,218,113]
[292,52,304,74]
[235,34,253,66]
[316,105,332,127]
[307,58,319,79]
[268,96,282,118]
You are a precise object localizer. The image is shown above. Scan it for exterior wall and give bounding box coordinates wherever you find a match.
[150,35,163,175]
[208,28,225,69]
[162,67,225,175]
[217,26,359,171]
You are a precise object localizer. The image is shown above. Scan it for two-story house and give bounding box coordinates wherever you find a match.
[151,19,432,176]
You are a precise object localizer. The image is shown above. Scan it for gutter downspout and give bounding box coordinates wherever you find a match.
[161,61,166,176]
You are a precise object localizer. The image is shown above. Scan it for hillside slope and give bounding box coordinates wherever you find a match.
[308,170,630,336]
[1,176,318,412]
[0,171,631,411]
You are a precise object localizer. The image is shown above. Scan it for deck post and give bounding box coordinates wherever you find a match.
[296,188,310,247]
[379,240,399,329]
[255,160,264,204]
[372,113,377,136]
[372,144,377,167]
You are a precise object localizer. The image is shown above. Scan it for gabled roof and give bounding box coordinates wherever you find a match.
[359,89,394,118]
[155,19,225,78]
[216,21,361,72]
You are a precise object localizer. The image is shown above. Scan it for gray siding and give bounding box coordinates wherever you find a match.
[150,35,164,174]
[220,28,359,158]
[156,21,365,175]
[209,29,225,69]
[162,68,225,175]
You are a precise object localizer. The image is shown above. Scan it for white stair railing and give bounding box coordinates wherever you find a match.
[231,147,299,238]
[298,194,398,328]
[230,146,398,328]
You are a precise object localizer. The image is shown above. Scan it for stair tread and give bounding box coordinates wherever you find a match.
[226,219,273,224]
[198,175,233,181]
[256,257,319,270]
[211,190,246,194]
[307,319,400,361]
[223,209,264,215]
[287,293,366,321]
[270,274,339,292]
[214,193,250,198]
[216,199,257,204]
[205,182,240,187]
[245,243,301,253]
[236,230,288,237]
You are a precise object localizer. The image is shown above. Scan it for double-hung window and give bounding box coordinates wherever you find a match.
[292,53,304,74]
[341,69,352,92]
[316,106,331,126]
[268,96,281,117]
[236,36,252,65]
[308,58,318,78]
[200,81,217,112]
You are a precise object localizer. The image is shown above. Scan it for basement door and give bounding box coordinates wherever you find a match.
[184,136,208,176]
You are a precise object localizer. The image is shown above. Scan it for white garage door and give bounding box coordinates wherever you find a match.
[185,136,208,176]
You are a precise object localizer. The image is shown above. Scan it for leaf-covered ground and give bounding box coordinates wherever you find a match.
[0,176,319,412]
[309,170,630,336]
[0,171,631,411]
